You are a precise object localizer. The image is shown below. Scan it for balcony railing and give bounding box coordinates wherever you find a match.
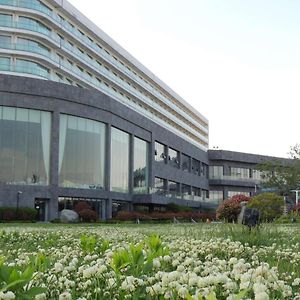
[209,175,264,184]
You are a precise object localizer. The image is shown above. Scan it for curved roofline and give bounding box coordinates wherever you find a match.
[49,0,208,124]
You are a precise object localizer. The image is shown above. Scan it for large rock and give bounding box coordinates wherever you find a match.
[60,209,79,223]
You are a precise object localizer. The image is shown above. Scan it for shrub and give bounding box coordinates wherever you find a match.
[78,209,98,222]
[0,207,37,221]
[74,201,91,214]
[247,193,284,222]
[114,210,215,222]
[166,203,192,212]
[216,195,251,222]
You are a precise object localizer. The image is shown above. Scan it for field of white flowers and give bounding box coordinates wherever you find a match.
[0,223,300,300]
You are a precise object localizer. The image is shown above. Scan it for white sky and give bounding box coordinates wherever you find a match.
[68,0,300,158]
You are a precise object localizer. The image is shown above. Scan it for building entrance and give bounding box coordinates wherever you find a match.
[35,198,48,222]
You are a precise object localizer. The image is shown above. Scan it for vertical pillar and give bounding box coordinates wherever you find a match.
[129,134,134,195]
[105,124,111,191]
[106,198,112,219]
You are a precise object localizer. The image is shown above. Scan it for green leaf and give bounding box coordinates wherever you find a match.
[233,289,248,300]
[206,291,217,300]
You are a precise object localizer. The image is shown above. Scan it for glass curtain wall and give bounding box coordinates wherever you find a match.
[154,141,166,163]
[110,127,129,193]
[133,137,149,193]
[59,114,105,189]
[0,106,51,185]
[209,166,224,179]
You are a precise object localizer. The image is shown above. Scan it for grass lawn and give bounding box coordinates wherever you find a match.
[0,223,299,299]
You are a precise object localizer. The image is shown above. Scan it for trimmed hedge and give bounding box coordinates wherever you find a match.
[0,207,37,221]
[114,210,215,221]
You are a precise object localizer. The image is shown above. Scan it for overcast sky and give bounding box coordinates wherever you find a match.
[68,0,299,158]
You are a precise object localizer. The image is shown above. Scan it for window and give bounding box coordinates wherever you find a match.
[168,181,180,197]
[155,141,166,162]
[230,167,250,179]
[209,191,224,204]
[228,191,250,198]
[0,35,11,46]
[182,184,191,199]
[16,59,49,78]
[192,187,202,201]
[0,56,10,71]
[0,14,12,26]
[201,163,209,178]
[17,37,49,56]
[133,137,149,193]
[154,177,167,195]
[209,166,224,179]
[0,106,51,185]
[168,148,179,168]
[192,158,200,175]
[59,115,105,189]
[110,127,129,193]
[182,154,190,172]
[18,16,50,35]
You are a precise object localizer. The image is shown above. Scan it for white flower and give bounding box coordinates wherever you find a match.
[59,292,72,300]
[254,292,269,300]
[35,293,46,300]
[0,291,15,300]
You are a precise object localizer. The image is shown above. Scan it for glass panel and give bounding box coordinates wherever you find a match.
[133,137,149,193]
[168,180,179,197]
[0,14,12,27]
[209,166,224,179]
[110,127,129,193]
[168,148,179,168]
[155,141,166,162]
[0,106,50,185]
[17,37,50,56]
[228,191,251,198]
[182,154,190,172]
[209,191,224,203]
[182,184,191,199]
[230,167,250,179]
[18,16,50,35]
[59,114,105,189]
[16,59,49,78]
[192,158,200,175]
[0,56,10,71]
[154,177,167,195]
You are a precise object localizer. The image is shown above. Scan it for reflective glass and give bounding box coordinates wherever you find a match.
[182,154,190,172]
[133,137,149,193]
[110,127,129,193]
[192,158,200,175]
[59,114,105,189]
[0,106,51,185]
[155,141,166,162]
[209,166,224,179]
[16,59,49,78]
[168,148,179,168]
[0,56,10,71]
[230,167,250,179]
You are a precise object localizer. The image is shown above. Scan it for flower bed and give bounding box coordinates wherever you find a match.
[0,223,300,299]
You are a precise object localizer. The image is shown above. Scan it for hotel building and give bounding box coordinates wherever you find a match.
[0,0,211,220]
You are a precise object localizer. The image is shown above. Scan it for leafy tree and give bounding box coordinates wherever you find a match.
[258,144,300,196]
[216,194,251,222]
[247,193,284,221]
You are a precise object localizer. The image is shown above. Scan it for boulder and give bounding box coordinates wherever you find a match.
[60,209,79,223]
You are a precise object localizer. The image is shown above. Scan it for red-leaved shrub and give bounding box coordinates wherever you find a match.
[78,209,98,222]
[216,194,251,222]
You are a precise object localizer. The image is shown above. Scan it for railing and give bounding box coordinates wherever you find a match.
[209,174,263,184]
[0,0,209,134]
[149,187,209,202]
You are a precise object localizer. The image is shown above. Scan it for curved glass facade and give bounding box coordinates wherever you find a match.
[133,137,149,193]
[59,114,105,189]
[110,127,129,193]
[0,106,51,185]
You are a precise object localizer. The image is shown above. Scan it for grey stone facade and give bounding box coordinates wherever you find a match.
[0,75,209,220]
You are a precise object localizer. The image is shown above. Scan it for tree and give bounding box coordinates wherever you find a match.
[247,193,284,222]
[216,194,251,222]
[258,144,300,196]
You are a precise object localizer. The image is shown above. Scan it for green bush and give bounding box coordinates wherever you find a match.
[248,193,284,222]
[0,207,37,221]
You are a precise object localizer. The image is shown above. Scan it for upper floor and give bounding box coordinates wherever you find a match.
[0,0,209,150]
